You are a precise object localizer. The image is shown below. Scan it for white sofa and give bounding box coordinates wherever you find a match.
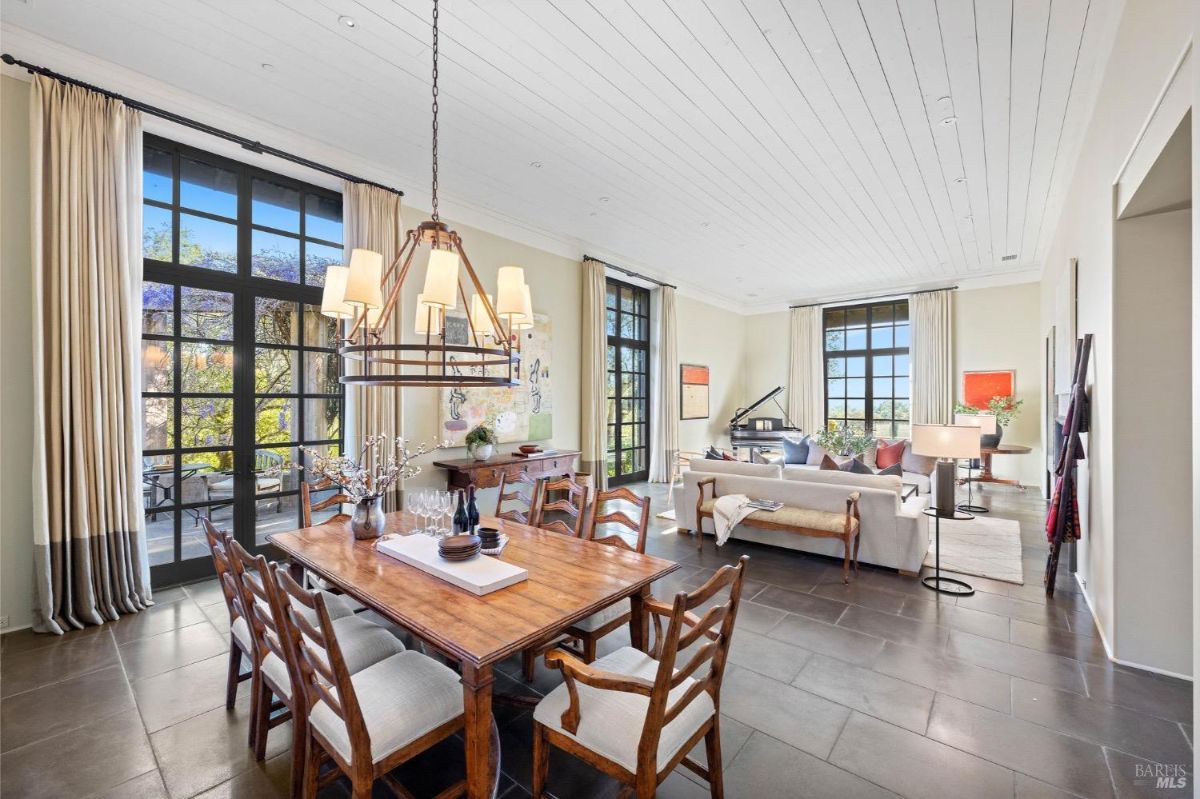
[672,459,931,574]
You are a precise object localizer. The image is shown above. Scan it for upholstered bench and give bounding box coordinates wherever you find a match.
[695,477,862,583]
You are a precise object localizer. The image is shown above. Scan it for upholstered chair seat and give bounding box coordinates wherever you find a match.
[259,614,406,701]
[570,598,631,633]
[231,590,354,653]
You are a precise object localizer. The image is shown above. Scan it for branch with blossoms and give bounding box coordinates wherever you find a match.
[283,435,449,504]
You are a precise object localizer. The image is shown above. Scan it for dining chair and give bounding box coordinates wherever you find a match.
[534,556,750,799]
[533,475,589,537]
[300,475,352,528]
[495,471,543,525]
[520,486,652,681]
[273,566,469,799]
[201,518,254,711]
[229,542,407,797]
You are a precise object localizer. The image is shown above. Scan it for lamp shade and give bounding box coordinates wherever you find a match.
[470,293,496,338]
[495,266,526,317]
[320,265,354,319]
[512,283,535,330]
[413,293,442,336]
[344,249,384,309]
[422,248,460,308]
[911,424,981,459]
[954,412,998,436]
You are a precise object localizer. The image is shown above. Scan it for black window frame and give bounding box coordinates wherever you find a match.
[140,134,345,586]
[822,300,911,439]
[605,278,651,485]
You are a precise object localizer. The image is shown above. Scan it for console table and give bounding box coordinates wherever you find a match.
[964,444,1033,489]
[433,449,581,492]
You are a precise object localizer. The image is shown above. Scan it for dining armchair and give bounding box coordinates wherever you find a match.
[534,556,750,799]
[521,486,652,681]
[204,450,285,516]
[201,519,254,711]
[273,567,468,799]
[230,542,406,797]
[300,475,351,528]
[533,475,589,537]
[495,471,543,525]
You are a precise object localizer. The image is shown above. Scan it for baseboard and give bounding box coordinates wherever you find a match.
[1073,572,1194,682]
[0,623,34,636]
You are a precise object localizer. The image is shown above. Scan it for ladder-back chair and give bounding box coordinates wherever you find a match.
[495,471,543,525]
[534,475,589,538]
[201,518,253,712]
[301,476,352,528]
[534,556,749,799]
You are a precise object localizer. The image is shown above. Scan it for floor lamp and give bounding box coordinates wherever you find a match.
[912,424,981,596]
[954,412,997,514]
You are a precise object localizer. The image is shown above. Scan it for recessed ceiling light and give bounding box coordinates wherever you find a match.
[598,196,610,203]
[529,161,543,168]
[338,15,357,28]
[940,115,957,126]
[700,222,710,228]
[953,176,967,184]
[260,63,276,72]
[589,212,597,217]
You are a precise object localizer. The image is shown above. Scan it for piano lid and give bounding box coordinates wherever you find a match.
[730,386,783,427]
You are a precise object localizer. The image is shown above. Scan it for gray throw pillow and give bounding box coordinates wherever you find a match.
[876,462,903,478]
[901,441,938,474]
[781,435,810,465]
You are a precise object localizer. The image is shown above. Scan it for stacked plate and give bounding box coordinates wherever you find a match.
[438,534,481,561]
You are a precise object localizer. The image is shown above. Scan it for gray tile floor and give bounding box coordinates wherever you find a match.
[1,482,1192,798]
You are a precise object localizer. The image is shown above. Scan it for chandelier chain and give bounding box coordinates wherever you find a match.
[430,0,440,222]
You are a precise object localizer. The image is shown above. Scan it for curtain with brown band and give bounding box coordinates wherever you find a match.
[342,182,405,511]
[30,74,151,633]
[580,258,608,490]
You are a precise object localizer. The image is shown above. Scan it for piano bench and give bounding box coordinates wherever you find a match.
[693,477,863,584]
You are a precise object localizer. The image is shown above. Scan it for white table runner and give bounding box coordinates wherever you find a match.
[376,534,529,595]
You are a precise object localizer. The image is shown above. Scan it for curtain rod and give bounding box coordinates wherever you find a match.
[584,254,677,289]
[2,53,404,197]
[789,284,958,309]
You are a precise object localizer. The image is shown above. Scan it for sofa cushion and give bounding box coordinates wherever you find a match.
[875,439,906,470]
[901,441,938,475]
[782,466,903,497]
[688,459,781,479]
[781,435,811,465]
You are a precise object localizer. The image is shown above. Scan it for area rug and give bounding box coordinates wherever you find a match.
[923,515,1024,584]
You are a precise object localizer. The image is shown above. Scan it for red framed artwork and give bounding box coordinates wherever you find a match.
[962,370,1015,409]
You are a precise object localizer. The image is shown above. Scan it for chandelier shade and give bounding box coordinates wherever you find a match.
[422,248,460,308]
[320,265,354,319]
[344,248,384,309]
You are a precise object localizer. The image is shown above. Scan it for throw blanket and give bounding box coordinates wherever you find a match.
[712,494,756,546]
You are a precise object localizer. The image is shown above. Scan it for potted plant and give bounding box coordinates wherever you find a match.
[955,396,1024,448]
[816,423,875,459]
[465,423,497,461]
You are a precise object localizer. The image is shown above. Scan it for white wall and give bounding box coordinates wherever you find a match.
[1112,207,1191,677]
[675,295,747,456]
[1,75,34,632]
[953,284,1045,489]
[1038,0,1196,676]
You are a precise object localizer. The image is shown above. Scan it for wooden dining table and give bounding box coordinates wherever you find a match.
[268,510,680,799]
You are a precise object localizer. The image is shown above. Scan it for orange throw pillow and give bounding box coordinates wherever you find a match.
[875,439,905,470]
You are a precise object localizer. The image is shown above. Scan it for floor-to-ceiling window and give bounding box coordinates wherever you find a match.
[605,278,651,485]
[823,300,910,439]
[140,135,344,585]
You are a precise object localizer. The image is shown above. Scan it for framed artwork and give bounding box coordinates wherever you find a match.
[962,370,1015,409]
[680,363,709,420]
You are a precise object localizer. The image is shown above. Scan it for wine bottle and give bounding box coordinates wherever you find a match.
[453,489,469,534]
[466,484,480,534]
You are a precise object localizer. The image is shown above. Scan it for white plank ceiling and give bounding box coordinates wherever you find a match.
[1,0,1114,312]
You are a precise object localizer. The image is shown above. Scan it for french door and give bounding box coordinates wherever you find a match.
[140,136,344,586]
[605,279,651,485]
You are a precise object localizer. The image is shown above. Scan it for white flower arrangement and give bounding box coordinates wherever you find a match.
[292,435,448,503]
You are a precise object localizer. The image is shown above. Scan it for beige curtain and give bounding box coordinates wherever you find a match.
[787,305,825,435]
[30,74,150,633]
[911,289,954,425]
[343,182,404,510]
[580,258,608,490]
[648,286,679,482]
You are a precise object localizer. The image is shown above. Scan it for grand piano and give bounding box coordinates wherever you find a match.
[728,385,803,459]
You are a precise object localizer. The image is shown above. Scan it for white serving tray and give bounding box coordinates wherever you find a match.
[376,534,528,596]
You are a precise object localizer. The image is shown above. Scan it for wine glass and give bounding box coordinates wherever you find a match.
[438,491,453,537]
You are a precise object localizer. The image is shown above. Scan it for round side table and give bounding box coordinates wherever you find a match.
[922,507,975,596]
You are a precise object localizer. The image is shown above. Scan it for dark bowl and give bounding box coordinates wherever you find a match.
[518,444,540,454]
